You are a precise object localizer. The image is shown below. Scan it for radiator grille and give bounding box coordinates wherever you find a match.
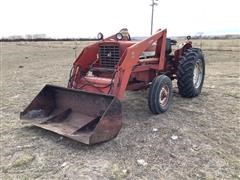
[99,44,120,68]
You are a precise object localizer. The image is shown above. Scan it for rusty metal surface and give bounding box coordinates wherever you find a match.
[20,84,122,145]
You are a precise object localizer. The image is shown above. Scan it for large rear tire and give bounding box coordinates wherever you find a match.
[177,48,205,97]
[148,75,173,114]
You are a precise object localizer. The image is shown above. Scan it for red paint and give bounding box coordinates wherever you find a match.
[68,29,192,100]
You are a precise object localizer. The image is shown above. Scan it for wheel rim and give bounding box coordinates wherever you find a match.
[159,85,169,107]
[193,59,203,89]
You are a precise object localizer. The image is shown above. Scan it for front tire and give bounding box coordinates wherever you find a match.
[177,48,205,97]
[148,75,173,114]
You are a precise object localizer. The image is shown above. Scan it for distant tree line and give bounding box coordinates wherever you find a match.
[190,34,240,40]
[0,38,98,42]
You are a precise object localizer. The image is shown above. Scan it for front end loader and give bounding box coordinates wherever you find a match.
[21,29,205,145]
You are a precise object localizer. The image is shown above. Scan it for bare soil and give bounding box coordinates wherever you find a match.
[1,41,240,179]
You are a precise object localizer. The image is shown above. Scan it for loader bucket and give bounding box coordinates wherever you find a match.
[20,84,122,145]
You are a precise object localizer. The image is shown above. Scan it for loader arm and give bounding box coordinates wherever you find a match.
[68,43,99,88]
[113,29,167,99]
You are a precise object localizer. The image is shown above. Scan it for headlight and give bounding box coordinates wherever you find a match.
[97,32,104,40]
[116,33,123,40]
[186,35,191,40]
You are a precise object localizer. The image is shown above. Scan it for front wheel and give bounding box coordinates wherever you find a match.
[148,75,173,114]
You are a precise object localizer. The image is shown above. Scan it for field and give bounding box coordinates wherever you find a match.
[1,39,240,179]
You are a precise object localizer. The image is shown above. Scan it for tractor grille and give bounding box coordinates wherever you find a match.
[99,44,120,68]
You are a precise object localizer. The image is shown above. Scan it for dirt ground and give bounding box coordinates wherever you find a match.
[1,40,240,179]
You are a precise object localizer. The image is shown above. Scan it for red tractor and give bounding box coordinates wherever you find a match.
[21,29,205,145]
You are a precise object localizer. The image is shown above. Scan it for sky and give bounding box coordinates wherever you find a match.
[0,0,240,38]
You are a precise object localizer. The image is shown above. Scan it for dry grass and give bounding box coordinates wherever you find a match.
[190,39,240,51]
[0,40,240,179]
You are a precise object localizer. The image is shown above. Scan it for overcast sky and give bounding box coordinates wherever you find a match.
[0,0,239,38]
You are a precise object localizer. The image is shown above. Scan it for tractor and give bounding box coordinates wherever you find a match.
[20,29,205,145]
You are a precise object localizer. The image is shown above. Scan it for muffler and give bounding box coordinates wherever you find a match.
[20,85,122,145]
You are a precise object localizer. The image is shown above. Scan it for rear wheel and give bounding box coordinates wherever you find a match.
[177,48,205,97]
[148,75,173,114]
